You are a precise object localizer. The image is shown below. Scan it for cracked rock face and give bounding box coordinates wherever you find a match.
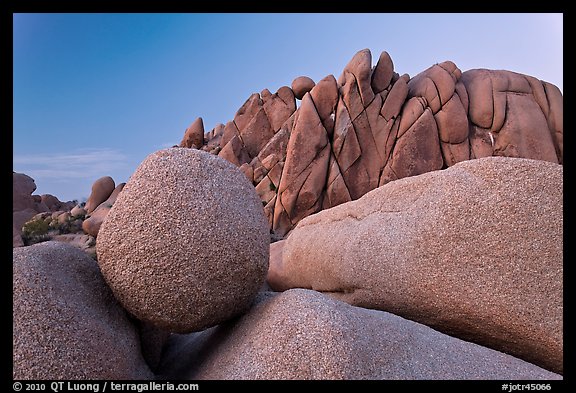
[184,49,562,238]
[96,148,269,333]
[271,157,563,375]
[156,289,561,380]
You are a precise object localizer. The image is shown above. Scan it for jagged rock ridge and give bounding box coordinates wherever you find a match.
[179,49,563,237]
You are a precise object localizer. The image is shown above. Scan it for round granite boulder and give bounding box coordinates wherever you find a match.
[96,148,269,333]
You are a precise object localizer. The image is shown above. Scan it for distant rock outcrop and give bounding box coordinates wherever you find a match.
[13,171,125,253]
[96,148,269,333]
[269,157,563,374]
[180,49,563,238]
[82,182,125,237]
[13,172,76,247]
[13,242,153,379]
[84,176,116,214]
[157,289,561,380]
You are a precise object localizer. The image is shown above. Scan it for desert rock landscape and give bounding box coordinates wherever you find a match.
[13,49,563,380]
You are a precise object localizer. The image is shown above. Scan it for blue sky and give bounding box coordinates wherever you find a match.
[13,13,563,202]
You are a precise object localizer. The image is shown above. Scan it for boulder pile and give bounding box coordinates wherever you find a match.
[179,49,562,238]
[13,48,563,380]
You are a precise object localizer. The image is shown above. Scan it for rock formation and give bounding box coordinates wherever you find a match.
[84,176,116,213]
[180,49,563,237]
[12,47,563,381]
[13,172,125,252]
[157,289,561,380]
[269,157,563,374]
[96,148,269,333]
[13,242,153,379]
[13,172,76,247]
[291,76,316,99]
[82,182,125,237]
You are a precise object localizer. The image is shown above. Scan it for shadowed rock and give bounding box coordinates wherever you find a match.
[13,242,153,379]
[156,289,561,380]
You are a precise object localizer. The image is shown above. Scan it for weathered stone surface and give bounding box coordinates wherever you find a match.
[70,205,86,218]
[13,208,38,234]
[40,194,59,211]
[340,71,364,120]
[57,211,71,225]
[340,48,374,108]
[51,210,65,219]
[262,86,296,132]
[291,76,315,100]
[82,183,125,237]
[84,176,115,214]
[13,225,24,247]
[204,123,225,151]
[239,107,275,159]
[156,289,561,380]
[13,172,38,212]
[371,51,394,94]
[219,121,241,150]
[13,241,152,379]
[218,135,250,166]
[266,239,286,289]
[136,321,171,373]
[234,93,262,133]
[255,176,276,205]
[380,106,444,185]
[97,148,269,333]
[275,157,563,374]
[257,119,293,165]
[178,49,563,238]
[50,233,96,256]
[179,117,205,149]
[238,163,254,183]
[273,93,330,236]
[310,75,339,134]
[408,62,458,114]
[460,69,562,164]
[543,82,563,162]
[380,73,409,121]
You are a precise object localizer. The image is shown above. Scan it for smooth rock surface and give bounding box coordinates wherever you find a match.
[157,289,561,380]
[274,157,563,374]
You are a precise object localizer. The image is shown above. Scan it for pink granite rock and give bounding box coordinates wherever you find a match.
[82,183,125,237]
[156,289,561,380]
[291,76,315,100]
[177,49,563,238]
[179,117,205,149]
[97,148,269,333]
[273,93,330,236]
[276,157,563,374]
[13,241,153,379]
[84,176,115,214]
[13,172,37,212]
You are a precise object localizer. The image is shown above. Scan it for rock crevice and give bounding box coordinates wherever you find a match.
[181,49,562,237]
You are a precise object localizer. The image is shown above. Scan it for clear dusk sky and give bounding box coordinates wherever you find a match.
[13,13,563,202]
